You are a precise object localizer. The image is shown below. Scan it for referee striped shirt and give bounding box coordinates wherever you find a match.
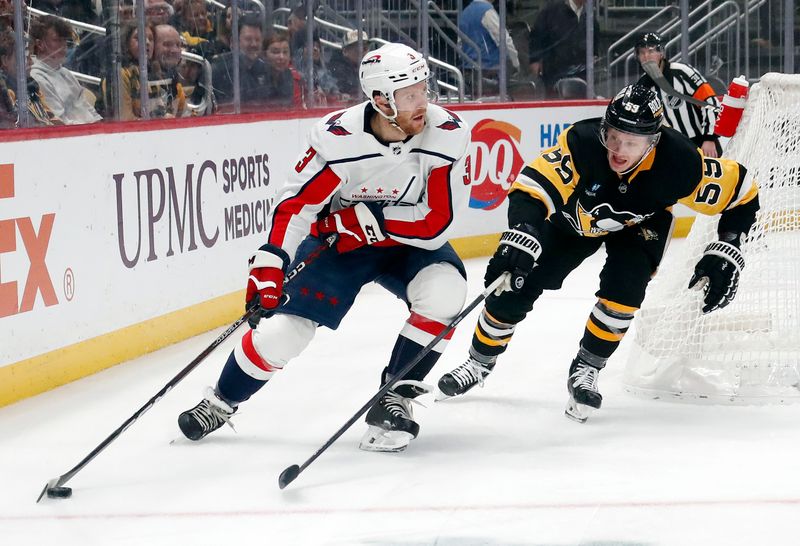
[637,60,720,143]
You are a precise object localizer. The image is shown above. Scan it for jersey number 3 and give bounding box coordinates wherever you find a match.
[295,146,317,173]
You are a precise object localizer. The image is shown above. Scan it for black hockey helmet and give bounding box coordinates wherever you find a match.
[635,32,664,53]
[603,84,664,136]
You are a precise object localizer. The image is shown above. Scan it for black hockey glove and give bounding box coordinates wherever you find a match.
[688,240,745,314]
[484,223,543,292]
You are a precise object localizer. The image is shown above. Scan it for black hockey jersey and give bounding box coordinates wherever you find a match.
[510,118,758,238]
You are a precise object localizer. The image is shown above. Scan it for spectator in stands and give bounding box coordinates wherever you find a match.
[528,0,599,98]
[0,0,12,30]
[211,14,269,109]
[293,32,340,107]
[287,4,308,58]
[634,32,721,157]
[154,23,183,72]
[208,6,238,58]
[459,0,520,74]
[153,23,189,116]
[117,22,155,119]
[145,0,174,26]
[30,15,102,124]
[328,29,366,103]
[0,28,60,127]
[263,29,303,109]
[171,0,215,58]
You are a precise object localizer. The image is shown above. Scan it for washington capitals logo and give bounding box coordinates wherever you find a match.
[437,110,462,131]
[361,54,381,66]
[325,111,351,136]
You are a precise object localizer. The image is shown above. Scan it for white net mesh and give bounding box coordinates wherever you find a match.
[624,73,800,404]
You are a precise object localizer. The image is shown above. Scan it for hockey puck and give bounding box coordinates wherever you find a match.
[46,486,73,499]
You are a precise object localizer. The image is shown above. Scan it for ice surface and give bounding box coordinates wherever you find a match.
[3,241,800,545]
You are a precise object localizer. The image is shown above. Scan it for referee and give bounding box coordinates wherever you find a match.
[635,32,722,158]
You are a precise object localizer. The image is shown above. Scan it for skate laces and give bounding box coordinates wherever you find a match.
[384,380,432,417]
[191,388,236,433]
[449,357,493,388]
[570,362,599,391]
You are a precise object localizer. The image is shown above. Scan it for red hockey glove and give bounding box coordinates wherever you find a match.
[246,244,290,328]
[315,202,386,253]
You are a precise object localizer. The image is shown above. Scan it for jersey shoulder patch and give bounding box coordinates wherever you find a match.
[420,104,471,161]
[308,102,369,159]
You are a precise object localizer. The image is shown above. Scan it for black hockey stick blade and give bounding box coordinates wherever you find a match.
[641,61,720,112]
[278,464,301,489]
[277,273,509,489]
[36,237,337,503]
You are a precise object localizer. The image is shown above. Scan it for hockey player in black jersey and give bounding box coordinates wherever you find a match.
[437,84,759,422]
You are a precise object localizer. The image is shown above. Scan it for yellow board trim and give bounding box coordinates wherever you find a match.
[0,217,698,409]
[0,291,245,408]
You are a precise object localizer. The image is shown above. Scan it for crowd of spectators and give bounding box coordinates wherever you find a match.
[0,0,773,130]
[0,1,373,128]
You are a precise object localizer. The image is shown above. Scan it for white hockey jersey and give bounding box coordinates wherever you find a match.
[266,101,472,260]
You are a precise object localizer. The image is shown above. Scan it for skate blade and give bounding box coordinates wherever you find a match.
[434,388,455,402]
[359,426,413,452]
[565,397,595,423]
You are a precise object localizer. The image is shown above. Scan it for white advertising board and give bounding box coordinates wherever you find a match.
[1,102,607,368]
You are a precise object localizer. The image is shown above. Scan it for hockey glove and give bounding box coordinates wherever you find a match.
[316,202,387,254]
[484,223,543,292]
[246,244,291,328]
[688,240,745,314]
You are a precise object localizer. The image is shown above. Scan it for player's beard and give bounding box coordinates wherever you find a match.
[395,107,427,136]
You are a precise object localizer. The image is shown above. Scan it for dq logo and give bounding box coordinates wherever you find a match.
[468,119,524,210]
[0,164,60,318]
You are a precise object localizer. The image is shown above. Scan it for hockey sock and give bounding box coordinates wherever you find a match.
[581,298,637,359]
[384,334,441,383]
[574,345,608,369]
[216,350,269,406]
[471,308,516,358]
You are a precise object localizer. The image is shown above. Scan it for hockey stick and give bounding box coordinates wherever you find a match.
[278,272,510,489]
[36,235,336,503]
[641,61,720,112]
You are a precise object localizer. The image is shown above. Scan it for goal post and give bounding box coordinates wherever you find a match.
[624,73,800,404]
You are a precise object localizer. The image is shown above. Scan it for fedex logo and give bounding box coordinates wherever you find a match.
[0,164,61,318]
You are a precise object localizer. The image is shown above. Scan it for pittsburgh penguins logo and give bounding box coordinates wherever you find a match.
[564,201,653,236]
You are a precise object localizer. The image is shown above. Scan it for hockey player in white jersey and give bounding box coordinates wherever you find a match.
[178,43,471,452]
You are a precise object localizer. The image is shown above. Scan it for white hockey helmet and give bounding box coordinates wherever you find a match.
[359,42,430,121]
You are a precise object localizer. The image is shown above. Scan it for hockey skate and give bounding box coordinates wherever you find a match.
[436,355,496,400]
[565,357,603,423]
[178,387,237,441]
[359,380,431,452]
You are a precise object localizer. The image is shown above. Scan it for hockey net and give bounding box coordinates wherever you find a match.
[624,73,800,404]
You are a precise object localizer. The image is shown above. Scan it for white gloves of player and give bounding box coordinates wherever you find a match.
[688,240,745,314]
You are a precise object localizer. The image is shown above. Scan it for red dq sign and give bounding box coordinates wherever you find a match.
[468,119,525,211]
